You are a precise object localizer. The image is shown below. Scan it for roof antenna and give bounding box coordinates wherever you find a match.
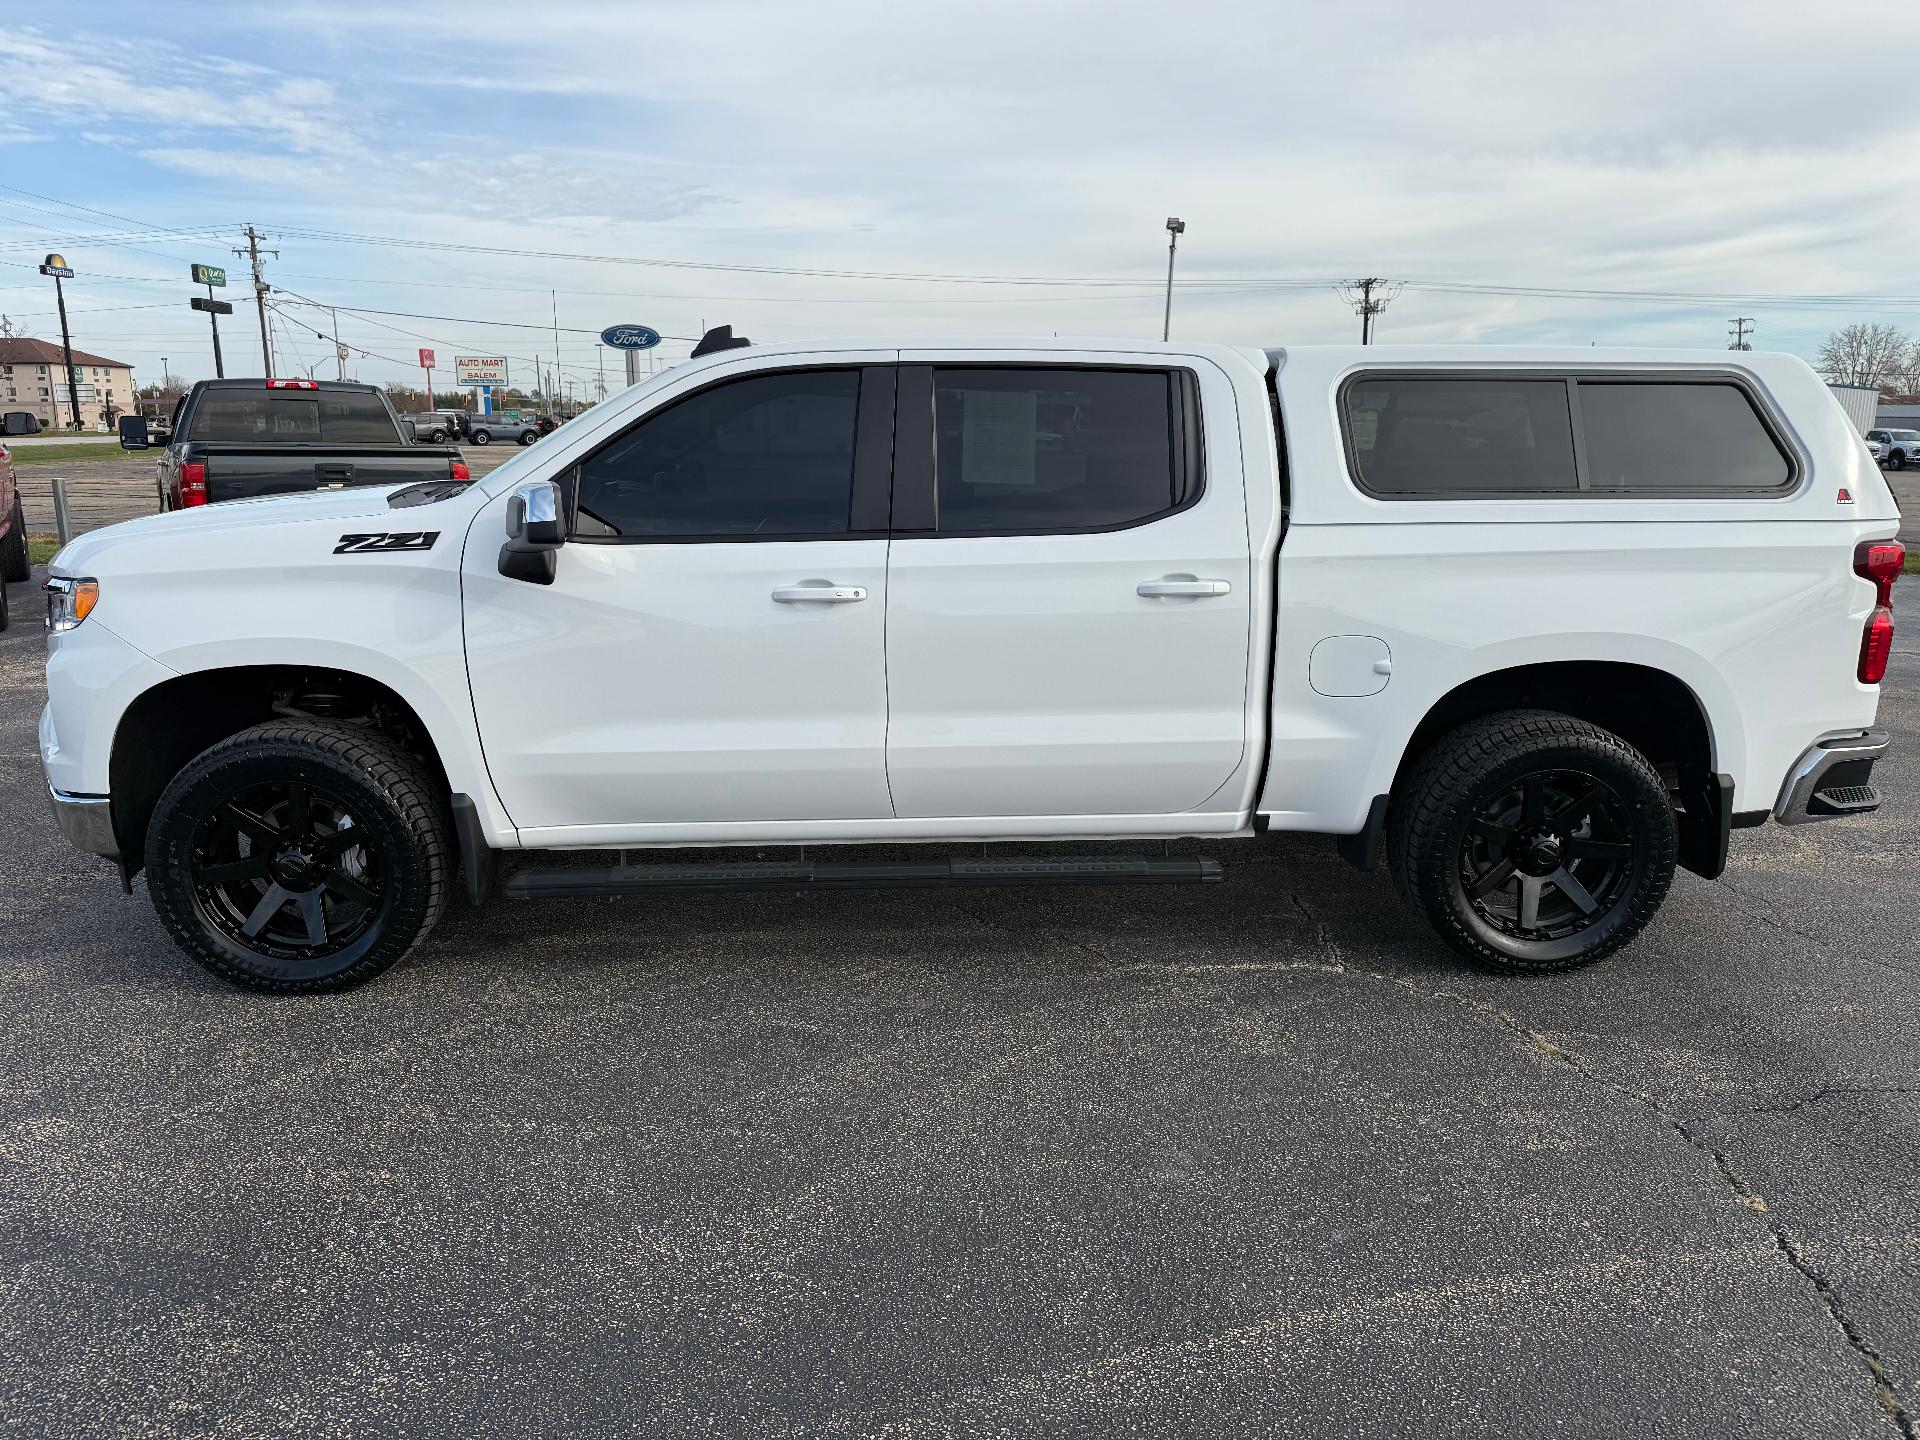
[691,324,751,358]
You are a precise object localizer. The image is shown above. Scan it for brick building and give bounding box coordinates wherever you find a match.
[0,337,136,431]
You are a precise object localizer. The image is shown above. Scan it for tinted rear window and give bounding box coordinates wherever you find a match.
[190,389,400,444]
[1578,382,1791,491]
[931,368,1184,531]
[1343,378,1579,495]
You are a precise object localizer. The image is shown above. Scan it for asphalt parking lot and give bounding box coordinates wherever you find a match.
[1,578,1914,1439]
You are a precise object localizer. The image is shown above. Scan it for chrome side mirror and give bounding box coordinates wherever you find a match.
[499,479,564,585]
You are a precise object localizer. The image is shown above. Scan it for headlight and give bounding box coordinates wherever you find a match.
[44,576,99,632]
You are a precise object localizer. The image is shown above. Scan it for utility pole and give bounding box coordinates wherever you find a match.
[1339,277,1402,344]
[1728,317,1755,351]
[235,225,277,375]
[1162,217,1185,342]
[551,290,563,414]
[331,308,346,380]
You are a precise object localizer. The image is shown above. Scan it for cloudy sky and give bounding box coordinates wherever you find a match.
[0,0,1915,391]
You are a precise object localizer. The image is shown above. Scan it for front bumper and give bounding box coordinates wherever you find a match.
[47,785,119,860]
[1774,731,1889,825]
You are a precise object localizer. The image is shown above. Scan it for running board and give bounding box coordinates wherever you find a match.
[501,855,1223,900]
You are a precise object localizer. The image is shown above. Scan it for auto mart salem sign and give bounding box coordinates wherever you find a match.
[454,356,509,385]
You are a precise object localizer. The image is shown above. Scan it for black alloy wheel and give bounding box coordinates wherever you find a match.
[1458,769,1637,944]
[188,777,386,965]
[1389,710,1677,974]
[145,720,452,992]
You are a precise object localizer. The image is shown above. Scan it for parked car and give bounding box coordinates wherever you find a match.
[128,379,470,509]
[0,415,36,630]
[467,415,541,446]
[403,410,467,444]
[1865,435,1886,464]
[1865,428,1918,470]
[41,335,1901,993]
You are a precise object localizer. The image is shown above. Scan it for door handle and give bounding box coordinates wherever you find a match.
[1137,578,1231,598]
[772,584,868,604]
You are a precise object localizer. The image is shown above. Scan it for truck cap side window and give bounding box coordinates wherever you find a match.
[1578,381,1792,491]
[927,367,1197,534]
[1342,378,1578,496]
[571,368,865,540]
[1341,372,1797,498]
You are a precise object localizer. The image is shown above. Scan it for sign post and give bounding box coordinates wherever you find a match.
[38,254,83,431]
[600,324,661,390]
[190,263,230,378]
[418,348,436,405]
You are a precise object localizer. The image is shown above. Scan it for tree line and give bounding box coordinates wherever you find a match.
[1817,323,1920,394]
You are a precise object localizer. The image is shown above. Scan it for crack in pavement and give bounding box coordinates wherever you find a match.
[1198,891,1920,1439]
[1717,1086,1920,1121]
[1707,876,1915,983]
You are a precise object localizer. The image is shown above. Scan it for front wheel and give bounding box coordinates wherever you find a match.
[145,720,452,993]
[1388,710,1677,974]
[1893,451,1909,471]
[517,430,537,445]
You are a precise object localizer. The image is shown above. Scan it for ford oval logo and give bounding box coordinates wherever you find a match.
[600,324,661,350]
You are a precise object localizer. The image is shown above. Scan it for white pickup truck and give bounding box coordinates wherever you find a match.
[41,332,1903,992]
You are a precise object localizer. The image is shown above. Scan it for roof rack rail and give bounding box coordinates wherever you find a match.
[690,324,752,359]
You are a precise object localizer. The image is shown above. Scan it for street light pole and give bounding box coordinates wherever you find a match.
[37,257,85,432]
[1162,217,1185,343]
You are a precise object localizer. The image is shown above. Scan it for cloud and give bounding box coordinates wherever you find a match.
[4,0,1916,386]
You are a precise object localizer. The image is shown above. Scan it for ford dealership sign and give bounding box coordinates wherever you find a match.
[600,324,661,350]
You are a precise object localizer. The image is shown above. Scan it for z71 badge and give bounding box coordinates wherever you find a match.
[334,531,440,555]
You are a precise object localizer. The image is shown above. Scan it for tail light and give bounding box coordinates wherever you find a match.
[449,460,471,481]
[265,378,319,390]
[1854,540,1903,685]
[179,460,208,507]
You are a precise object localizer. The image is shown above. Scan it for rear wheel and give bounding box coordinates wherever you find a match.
[145,720,452,993]
[1389,710,1677,974]
[471,429,492,445]
[2,495,29,583]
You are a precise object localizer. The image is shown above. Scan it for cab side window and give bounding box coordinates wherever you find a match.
[928,368,1196,533]
[572,370,864,540]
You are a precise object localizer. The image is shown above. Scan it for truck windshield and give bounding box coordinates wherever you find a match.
[190,389,400,444]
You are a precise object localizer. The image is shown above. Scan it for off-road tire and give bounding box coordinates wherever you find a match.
[470,428,492,445]
[146,720,452,993]
[2,495,30,583]
[1388,709,1677,974]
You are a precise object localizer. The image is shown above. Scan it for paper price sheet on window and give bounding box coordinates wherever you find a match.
[959,388,1038,488]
